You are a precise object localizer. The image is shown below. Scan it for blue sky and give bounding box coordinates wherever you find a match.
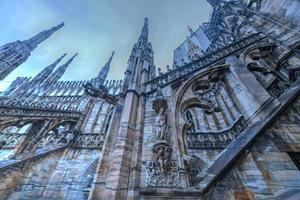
[0,0,211,90]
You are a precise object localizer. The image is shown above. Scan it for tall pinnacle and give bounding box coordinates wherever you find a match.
[139,18,149,42]
[8,53,67,98]
[42,53,78,88]
[31,53,67,85]
[24,22,64,51]
[0,23,64,81]
[96,51,115,86]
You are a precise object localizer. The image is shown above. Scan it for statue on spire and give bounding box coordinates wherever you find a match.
[139,18,149,42]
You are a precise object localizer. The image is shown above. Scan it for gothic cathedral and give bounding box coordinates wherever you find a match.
[0,0,300,199]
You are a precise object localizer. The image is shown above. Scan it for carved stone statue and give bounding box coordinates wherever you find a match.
[155,107,167,141]
[153,143,172,175]
[152,86,168,141]
[145,86,179,187]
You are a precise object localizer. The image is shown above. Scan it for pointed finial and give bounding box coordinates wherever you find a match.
[108,51,115,63]
[139,18,149,42]
[53,53,67,66]
[96,52,114,86]
[64,53,78,65]
[55,22,65,30]
[144,18,148,26]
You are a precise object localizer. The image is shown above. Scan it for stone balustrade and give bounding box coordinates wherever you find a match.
[0,104,82,119]
[187,115,246,149]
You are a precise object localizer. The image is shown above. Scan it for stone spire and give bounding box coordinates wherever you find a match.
[95,51,114,86]
[24,23,64,51]
[122,18,155,93]
[41,53,78,89]
[31,53,67,86]
[9,53,67,98]
[0,23,64,81]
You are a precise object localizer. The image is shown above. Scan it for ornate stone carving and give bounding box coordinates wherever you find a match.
[38,131,74,148]
[73,133,105,149]
[83,82,118,104]
[145,86,179,188]
[152,141,172,175]
[145,159,179,188]
[147,33,265,93]
[154,108,167,140]
[0,133,25,148]
[0,105,81,119]
[192,80,221,114]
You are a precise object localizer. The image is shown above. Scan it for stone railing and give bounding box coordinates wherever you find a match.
[187,115,246,149]
[145,33,266,93]
[0,105,82,119]
[0,95,84,113]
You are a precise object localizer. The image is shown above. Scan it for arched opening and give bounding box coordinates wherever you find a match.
[175,66,246,186]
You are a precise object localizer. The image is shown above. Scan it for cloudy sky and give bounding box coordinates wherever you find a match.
[0,0,211,90]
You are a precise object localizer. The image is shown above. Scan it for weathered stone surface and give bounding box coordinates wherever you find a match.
[0,1,300,200]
